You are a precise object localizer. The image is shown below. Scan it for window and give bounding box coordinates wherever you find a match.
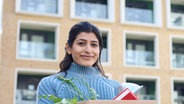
[16,0,63,17]
[121,0,161,26]
[16,74,44,104]
[70,0,115,22]
[124,31,158,67]
[124,75,159,102]
[126,0,153,23]
[171,36,184,69]
[174,82,184,104]
[167,0,184,29]
[127,79,156,100]
[15,69,56,104]
[172,78,184,104]
[17,21,59,61]
[100,30,111,65]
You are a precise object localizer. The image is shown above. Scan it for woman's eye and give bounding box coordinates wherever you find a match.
[78,42,85,46]
[91,43,98,47]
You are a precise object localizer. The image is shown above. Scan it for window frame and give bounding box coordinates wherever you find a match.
[16,20,60,61]
[120,0,162,27]
[123,31,159,68]
[15,0,63,17]
[70,0,115,23]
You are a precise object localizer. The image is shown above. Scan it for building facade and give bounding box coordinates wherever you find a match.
[0,0,184,104]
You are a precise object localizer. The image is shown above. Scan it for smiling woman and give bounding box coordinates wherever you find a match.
[65,32,100,67]
[36,21,122,104]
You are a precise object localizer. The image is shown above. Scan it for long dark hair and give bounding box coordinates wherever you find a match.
[59,21,106,77]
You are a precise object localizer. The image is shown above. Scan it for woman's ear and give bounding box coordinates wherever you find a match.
[65,43,72,55]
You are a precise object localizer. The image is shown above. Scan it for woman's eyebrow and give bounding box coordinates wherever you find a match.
[91,40,99,43]
[76,39,98,43]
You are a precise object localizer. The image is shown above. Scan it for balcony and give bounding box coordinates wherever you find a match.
[101,48,108,62]
[16,84,36,104]
[125,7,153,23]
[16,89,36,104]
[20,0,58,14]
[171,12,184,27]
[126,50,155,66]
[19,41,55,59]
[172,53,184,68]
[174,96,184,104]
[75,1,107,19]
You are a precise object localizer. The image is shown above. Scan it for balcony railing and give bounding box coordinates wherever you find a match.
[171,12,184,27]
[172,53,184,68]
[125,7,153,23]
[16,89,36,104]
[101,48,108,62]
[137,94,155,100]
[126,50,155,66]
[75,1,107,19]
[19,41,55,59]
[20,0,58,14]
[174,96,184,104]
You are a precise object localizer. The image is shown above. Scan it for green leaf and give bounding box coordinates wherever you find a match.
[53,97,62,103]
[70,97,78,103]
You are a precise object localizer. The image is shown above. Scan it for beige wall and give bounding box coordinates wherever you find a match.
[1,0,184,104]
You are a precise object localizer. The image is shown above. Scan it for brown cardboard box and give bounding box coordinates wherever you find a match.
[78,100,157,104]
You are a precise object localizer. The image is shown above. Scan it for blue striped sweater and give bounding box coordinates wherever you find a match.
[37,62,121,104]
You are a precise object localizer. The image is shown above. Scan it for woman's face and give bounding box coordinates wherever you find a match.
[66,32,100,67]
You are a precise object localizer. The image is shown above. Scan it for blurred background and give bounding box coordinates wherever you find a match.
[0,0,184,104]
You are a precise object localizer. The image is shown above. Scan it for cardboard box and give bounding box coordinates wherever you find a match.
[78,100,157,104]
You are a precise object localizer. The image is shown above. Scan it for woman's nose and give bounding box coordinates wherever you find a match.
[84,44,92,52]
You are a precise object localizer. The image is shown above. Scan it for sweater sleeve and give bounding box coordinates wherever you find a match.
[36,75,56,104]
[106,78,122,97]
[113,80,122,95]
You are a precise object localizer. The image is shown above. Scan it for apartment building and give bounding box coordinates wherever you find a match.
[0,0,184,104]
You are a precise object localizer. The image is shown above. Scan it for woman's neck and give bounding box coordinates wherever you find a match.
[67,62,100,76]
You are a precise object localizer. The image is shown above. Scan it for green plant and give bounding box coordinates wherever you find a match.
[39,75,98,104]
[39,95,78,104]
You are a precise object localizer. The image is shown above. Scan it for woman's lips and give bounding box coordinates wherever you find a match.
[81,55,93,60]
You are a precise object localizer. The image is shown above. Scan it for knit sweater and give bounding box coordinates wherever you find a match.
[37,62,121,104]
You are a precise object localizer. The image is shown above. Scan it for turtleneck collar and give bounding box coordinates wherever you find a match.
[67,62,101,76]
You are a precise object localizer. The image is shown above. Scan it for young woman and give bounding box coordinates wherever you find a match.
[37,21,121,103]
